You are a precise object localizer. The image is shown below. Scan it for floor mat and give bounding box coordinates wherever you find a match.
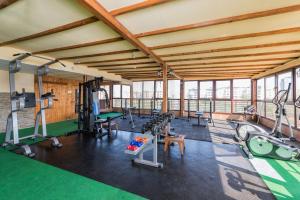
[31,133,274,200]
[250,157,300,200]
[116,116,238,143]
[0,148,144,200]
[0,119,77,149]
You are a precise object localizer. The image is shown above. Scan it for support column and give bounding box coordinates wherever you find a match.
[162,64,168,112]
[180,80,184,117]
[252,79,257,107]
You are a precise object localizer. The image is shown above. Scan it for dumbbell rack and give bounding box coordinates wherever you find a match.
[124,133,163,168]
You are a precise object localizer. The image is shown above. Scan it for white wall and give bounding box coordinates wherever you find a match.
[0,70,34,93]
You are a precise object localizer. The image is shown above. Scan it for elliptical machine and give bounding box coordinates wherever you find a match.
[236,83,300,160]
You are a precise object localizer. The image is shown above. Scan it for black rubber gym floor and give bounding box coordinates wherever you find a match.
[116,116,238,144]
[29,122,275,200]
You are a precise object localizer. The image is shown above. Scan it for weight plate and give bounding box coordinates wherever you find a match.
[248,136,273,156]
[275,147,293,160]
[237,125,256,141]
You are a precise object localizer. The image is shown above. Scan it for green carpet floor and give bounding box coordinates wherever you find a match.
[0,119,78,148]
[0,148,144,200]
[250,157,300,200]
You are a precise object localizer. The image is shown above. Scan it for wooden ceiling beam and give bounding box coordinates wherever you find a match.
[159,40,300,57]
[79,0,182,79]
[79,0,163,64]
[33,37,123,54]
[0,16,98,46]
[58,49,139,60]
[135,4,300,38]
[182,76,252,81]
[164,50,300,62]
[176,70,262,74]
[150,27,300,50]
[0,0,17,9]
[174,66,274,72]
[76,56,149,64]
[252,57,300,79]
[110,0,171,16]
[171,64,276,69]
[104,69,160,73]
[169,57,294,67]
[90,65,159,70]
[88,61,157,68]
[101,66,160,72]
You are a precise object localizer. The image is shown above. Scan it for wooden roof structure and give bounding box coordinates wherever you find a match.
[1,0,300,81]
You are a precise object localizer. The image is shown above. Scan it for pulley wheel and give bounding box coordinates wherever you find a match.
[248,136,273,156]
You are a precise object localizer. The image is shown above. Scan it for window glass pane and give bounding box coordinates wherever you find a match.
[168,80,180,99]
[143,81,154,99]
[278,72,292,101]
[133,82,142,98]
[257,101,265,117]
[215,100,231,113]
[184,81,198,99]
[199,100,214,112]
[265,76,275,100]
[233,101,251,113]
[99,85,110,99]
[184,99,198,111]
[216,80,230,99]
[169,99,180,110]
[233,79,251,100]
[257,78,265,100]
[113,99,121,108]
[155,99,162,110]
[282,104,295,126]
[113,85,120,98]
[156,81,163,98]
[122,85,130,98]
[200,81,213,98]
[266,102,276,119]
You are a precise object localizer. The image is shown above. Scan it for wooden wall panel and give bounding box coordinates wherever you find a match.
[34,76,80,123]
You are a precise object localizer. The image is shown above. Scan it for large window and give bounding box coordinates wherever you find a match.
[155,81,163,98]
[99,85,110,100]
[199,81,213,112]
[143,81,154,109]
[168,80,180,110]
[113,84,121,107]
[185,81,198,99]
[199,81,213,99]
[265,76,276,119]
[133,82,142,99]
[257,78,265,117]
[256,69,300,128]
[265,76,275,100]
[215,80,231,113]
[143,81,154,99]
[233,79,251,113]
[216,80,230,99]
[184,81,198,111]
[122,85,131,108]
[278,72,294,125]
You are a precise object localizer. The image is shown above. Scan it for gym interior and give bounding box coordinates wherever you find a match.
[1,1,300,200]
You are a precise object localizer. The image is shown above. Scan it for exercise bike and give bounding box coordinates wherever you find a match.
[235,83,300,161]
